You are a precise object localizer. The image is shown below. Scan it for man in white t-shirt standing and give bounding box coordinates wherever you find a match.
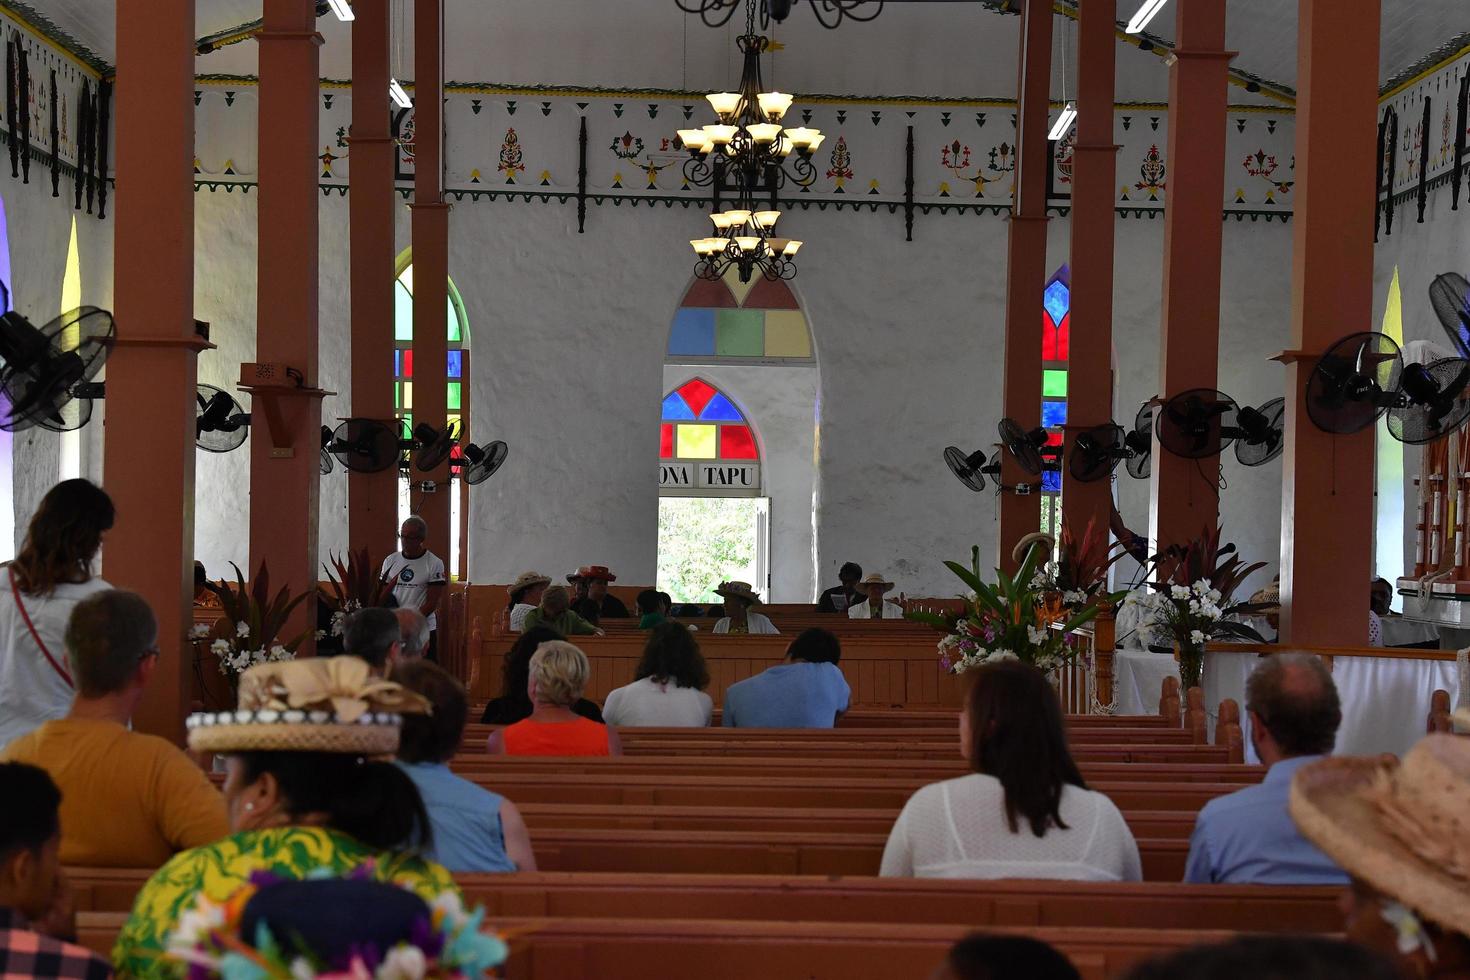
[380,516,448,662]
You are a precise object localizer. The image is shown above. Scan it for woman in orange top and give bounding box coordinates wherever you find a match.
[487,640,622,757]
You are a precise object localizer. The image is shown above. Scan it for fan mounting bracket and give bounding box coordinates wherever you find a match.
[237,380,334,452]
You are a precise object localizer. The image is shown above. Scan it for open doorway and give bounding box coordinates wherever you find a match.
[657,496,769,603]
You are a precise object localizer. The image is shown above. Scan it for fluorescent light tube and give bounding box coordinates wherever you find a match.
[1126,0,1169,34]
[389,78,412,109]
[1047,102,1077,141]
[326,0,355,21]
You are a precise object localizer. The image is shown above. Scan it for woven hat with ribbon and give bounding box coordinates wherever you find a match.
[187,656,429,757]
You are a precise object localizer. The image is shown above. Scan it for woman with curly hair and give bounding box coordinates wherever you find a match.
[0,479,114,747]
[602,622,713,727]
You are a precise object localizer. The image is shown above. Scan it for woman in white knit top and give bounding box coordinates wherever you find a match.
[880,660,1141,881]
[602,621,713,727]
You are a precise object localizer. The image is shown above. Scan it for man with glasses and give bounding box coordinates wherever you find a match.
[1,590,228,866]
[381,516,448,662]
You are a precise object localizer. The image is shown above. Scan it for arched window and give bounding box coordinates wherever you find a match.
[1040,265,1070,539]
[668,270,813,364]
[392,254,471,577]
[659,378,760,492]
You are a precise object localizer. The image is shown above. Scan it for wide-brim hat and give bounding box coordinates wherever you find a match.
[509,571,552,597]
[859,573,894,593]
[574,565,617,583]
[187,656,429,756]
[1289,734,1470,936]
[1011,531,1054,566]
[714,580,763,606]
[1248,583,1281,614]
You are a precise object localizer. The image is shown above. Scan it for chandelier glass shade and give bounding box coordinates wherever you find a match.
[678,27,819,283]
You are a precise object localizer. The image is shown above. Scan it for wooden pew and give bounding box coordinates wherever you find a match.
[74,911,1242,979]
[68,869,1340,930]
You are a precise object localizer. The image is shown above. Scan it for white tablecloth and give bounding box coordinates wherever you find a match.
[1380,617,1440,647]
[1113,647,1180,716]
[1203,649,1458,760]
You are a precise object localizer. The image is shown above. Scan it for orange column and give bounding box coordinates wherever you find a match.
[1147,0,1231,553]
[998,0,1052,573]
[1061,0,1119,543]
[103,0,201,741]
[1279,0,1381,645]
[249,0,323,647]
[347,0,398,559]
[409,0,452,571]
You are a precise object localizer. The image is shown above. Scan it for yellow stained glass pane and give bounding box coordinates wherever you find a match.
[402,381,413,410]
[763,310,811,358]
[676,423,717,459]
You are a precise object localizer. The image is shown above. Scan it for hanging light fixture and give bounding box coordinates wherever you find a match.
[677,0,882,31]
[677,0,818,283]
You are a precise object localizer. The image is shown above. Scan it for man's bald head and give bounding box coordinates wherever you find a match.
[1245,652,1341,757]
[395,607,430,659]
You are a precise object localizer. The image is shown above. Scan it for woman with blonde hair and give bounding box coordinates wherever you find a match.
[486,641,622,756]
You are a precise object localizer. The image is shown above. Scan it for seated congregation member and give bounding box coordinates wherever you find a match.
[848,573,906,619]
[341,606,403,675]
[635,589,667,630]
[478,627,604,725]
[711,580,779,634]
[1184,652,1346,885]
[603,622,713,727]
[570,566,629,623]
[723,628,849,729]
[0,763,111,980]
[816,561,864,614]
[934,934,1080,980]
[391,660,536,873]
[1291,732,1470,979]
[2,591,227,867]
[0,479,114,749]
[521,585,602,636]
[394,607,430,661]
[486,641,622,757]
[112,657,453,979]
[880,660,1141,881]
[506,571,551,632]
[1121,935,1397,980]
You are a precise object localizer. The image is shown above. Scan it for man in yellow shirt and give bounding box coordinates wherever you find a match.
[2,590,228,867]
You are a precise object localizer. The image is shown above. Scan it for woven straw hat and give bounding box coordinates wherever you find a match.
[508,571,552,598]
[1011,531,1054,566]
[1289,734,1470,935]
[714,581,763,606]
[187,656,429,756]
[859,573,894,593]
[1248,582,1282,613]
[573,565,617,583]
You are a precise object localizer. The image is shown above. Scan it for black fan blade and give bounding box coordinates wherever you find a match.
[463,440,508,486]
[1234,397,1286,467]
[319,447,334,476]
[1306,331,1402,435]
[195,385,249,453]
[414,419,461,473]
[1388,358,1470,445]
[1156,389,1239,459]
[1069,423,1125,483]
[944,445,987,492]
[330,418,401,474]
[1429,273,1470,360]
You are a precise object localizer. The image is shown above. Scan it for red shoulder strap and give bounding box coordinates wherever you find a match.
[9,565,73,689]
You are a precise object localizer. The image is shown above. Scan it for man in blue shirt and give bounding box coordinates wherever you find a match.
[723,628,851,728]
[1184,652,1348,885]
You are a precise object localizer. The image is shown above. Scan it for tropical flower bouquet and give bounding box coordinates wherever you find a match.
[908,540,1123,675]
[167,869,508,979]
[1123,527,1270,690]
[1054,517,1130,613]
[190,561,315,686]
[320,548,402,639]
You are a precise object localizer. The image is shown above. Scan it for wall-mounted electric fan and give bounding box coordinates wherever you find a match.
[412,421,461,472]
[943,446,1001,492]
[1124,403,1153,479]
[0,307,114,432]
[1155,388,1239,459]
[1305,332,1402,435]
[1069,422,1128,483]
[455,440,508,486]
[1233,397,1286,466]
[328,418,405,473]
[195,385,251,453]
[998,417,1061,476]
[319,426,335,475]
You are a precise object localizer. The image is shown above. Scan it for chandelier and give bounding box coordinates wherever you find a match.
[676,0,882,30]
[676,1,823,282]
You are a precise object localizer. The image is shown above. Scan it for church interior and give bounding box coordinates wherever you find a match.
[1,0,1470,976]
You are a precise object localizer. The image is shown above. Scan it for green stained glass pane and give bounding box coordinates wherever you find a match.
[1042,369,1068,398]
[447,382,461,411]
[393,281,414,341]
[394,382,401,410]
[715,309,765,357]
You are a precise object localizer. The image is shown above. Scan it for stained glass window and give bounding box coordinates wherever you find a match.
[1040,265,1070,540]
[667,267,814,363]
[660,379,760,463]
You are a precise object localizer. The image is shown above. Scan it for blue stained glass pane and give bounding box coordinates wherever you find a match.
[447,350,463,379]
[1043,280,1070,327]
[1041,401,1067,427]
[661,392,696,421]
[699,392,743,422]
[668,308,717,356]
[1042,469,1062,492]
[393,350,402,377]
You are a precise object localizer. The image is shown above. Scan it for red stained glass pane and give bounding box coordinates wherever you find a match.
[1055,313,1070,360]
[677,378,718,418]
[719,424,758,459]
[1045,431,1064,447]
[402,349,414,379]
[659,423,675,459]
[1041,316,1057,360]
